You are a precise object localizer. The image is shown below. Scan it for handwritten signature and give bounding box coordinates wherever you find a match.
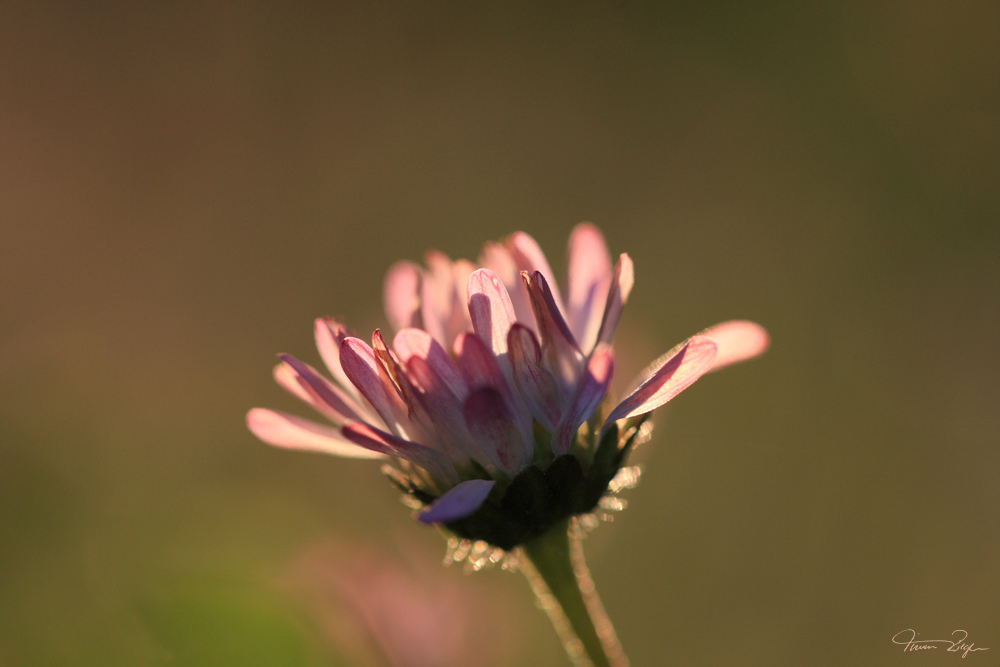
[893,629,990,658]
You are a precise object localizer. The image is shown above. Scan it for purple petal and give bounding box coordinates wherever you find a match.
[247,408,385,459]
[467,269,517,361]
[339,337,410,438]
[596,253,635,347]
[277,354,370,424]
[522,270,584,389]
[418,479,496,524]
[342,422,459,485]
[553,345,614,456]
[565,223,613,353]
[314,317,359,398]
[383,261,422,333]
[463,386,530,474]
[507,324,563,431]
[701,320,770,371]
[606,336,718,426]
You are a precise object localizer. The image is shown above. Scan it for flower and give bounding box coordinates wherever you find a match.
[247,224,768,550]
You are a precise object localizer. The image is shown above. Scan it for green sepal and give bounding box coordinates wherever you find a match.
[545,454,585,518]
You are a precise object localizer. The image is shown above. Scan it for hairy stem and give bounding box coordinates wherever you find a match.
[519,519,628,667]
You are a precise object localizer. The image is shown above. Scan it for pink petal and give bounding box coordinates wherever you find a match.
[372,329,421,418]
[480,241,536,331]
[402,355,483,469]
[273,359,378,426]
[247,408,385,459]
[701,320,770,371]
[522,270,584,389]
[393,328,467,401]
[453,332,507,393]
[314,317,359,398]
[342,422,458,485]
[393,337,491,469]
[463,387,530,475]
[272,361,312,404]
[565,223,613,353]
[506,231,566,317]
[277,354,370,424]
[418,479,496,524]
[507,324,563,431]
[383,261,423,333]
[339,337,411,438]
[553,345,614,456]
[467,269,517,361]
[596,253,634,346]
[455,332,534,462]
[606,336,718,426]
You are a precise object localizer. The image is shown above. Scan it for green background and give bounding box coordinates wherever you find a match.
[2,2,997,665]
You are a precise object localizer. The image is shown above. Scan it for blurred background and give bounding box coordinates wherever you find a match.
[1,1,998,665]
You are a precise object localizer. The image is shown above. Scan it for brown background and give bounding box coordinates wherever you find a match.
[2,2,998,665]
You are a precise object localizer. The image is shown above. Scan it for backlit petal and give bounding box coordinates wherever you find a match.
[507,231,566,316]
[403,355,482,468]
[507,324,563,431]
[450,259,476,339]
[606,336,717,426]
[596,253,634,347]
[419,250,456,346]
[455,331,534,461]
[463,387,529,474]
[565,223,613,353]
[701,320,770,371]
[467,269,517,362]
[553,345,614,456]
[277,354,370,424]
[522,270,584,390]
[383,261,422,333]
[314,317,359,397]
[247,408,385,459]
[480,241,536,331]
[393,328,466,401]
[342,422,458,485]
[339,337,410,438]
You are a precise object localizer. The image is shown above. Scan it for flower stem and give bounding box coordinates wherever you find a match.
[519,519,629,667]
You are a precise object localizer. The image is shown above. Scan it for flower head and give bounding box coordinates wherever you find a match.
[248,224,768,550]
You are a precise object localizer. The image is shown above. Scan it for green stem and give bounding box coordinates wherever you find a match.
[519,519,629,667]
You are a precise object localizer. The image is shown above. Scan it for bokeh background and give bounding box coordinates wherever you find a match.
[2,2,998,665]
